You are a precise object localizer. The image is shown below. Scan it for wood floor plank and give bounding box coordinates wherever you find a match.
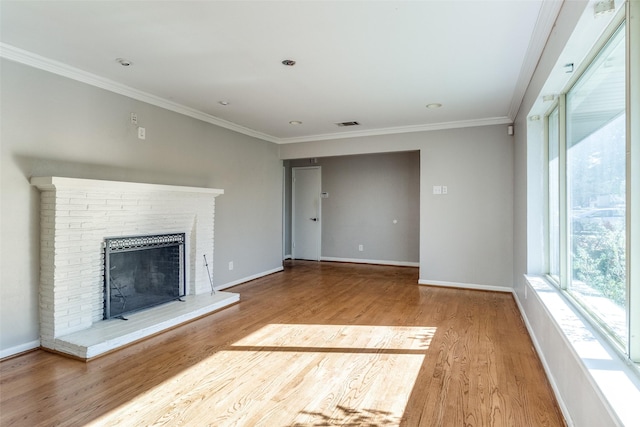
[0,261,565,426]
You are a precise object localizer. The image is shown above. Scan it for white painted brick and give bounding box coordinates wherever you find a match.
[36,183,219,341]
[54,195,72,203]
[87,191,119,200]
[106,199,138,206]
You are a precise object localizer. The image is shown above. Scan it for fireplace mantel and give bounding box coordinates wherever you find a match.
[31,176,236,359]
[31,176,224,196]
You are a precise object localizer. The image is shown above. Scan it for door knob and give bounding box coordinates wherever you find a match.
[310,217,318,221]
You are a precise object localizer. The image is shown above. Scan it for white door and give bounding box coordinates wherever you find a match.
[292,167,321,261]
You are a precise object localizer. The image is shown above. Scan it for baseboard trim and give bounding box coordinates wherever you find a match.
[512,287,574,426]
[216,266,284,290]
[417,279,512,293]
[320,256,419,267]
[0,268,285,361]
[0,340,40,360]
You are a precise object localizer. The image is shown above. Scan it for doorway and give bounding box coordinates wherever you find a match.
[292,166,321,261]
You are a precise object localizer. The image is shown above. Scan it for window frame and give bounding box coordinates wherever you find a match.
[627,0,640,363]
[544,15,637,361]
[544,104,560,284]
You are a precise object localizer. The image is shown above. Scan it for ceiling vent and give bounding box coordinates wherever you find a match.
[335,121,360,127]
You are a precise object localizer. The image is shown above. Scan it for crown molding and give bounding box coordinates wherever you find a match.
[0,43,280,143]
[507,0,564,121]
[2,42,513,146]
[276,116,513,144]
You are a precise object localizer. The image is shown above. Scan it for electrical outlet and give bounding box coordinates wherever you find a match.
[138,127,146,140]
[442,186,448,194]
[130,112,138,125]
[228,261,234,271]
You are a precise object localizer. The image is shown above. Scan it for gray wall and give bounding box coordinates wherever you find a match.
[0,59,283,354]
[288,152,420,264]
[280,125,514,289]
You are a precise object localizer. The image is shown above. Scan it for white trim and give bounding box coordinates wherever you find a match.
[417,279,512,293]
[321,256,418,268]
[0,43,279,144]
[283,254,292,260]
[507,0,563,120]
[0,340,40,360]
[0,267,291,359]
[277,117,513,144]
[627,0,640,363]
[215,267,284,291]
[512,284,574,427]
[521,275,640,427]
[0,43,522,144]
[30,176,224,196]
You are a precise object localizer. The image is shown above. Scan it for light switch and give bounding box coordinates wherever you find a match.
[442,186,448,194]
[433,185,442,195]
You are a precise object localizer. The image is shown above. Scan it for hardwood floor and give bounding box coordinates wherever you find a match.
[0,261,565,426]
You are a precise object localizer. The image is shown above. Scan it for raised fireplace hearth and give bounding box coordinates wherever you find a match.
[31,177,238,359]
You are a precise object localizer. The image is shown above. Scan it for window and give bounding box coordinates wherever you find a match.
[547,23,628,348]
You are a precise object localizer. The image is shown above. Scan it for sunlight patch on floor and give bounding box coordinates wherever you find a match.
[88,324,436,426]
[232,324,436,350]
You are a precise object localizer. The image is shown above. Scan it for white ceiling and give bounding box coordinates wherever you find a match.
[0,1,561,144]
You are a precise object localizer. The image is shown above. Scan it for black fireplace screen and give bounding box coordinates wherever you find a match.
[104,233,186,319]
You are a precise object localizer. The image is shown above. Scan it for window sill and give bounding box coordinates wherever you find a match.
[522,275,640,426]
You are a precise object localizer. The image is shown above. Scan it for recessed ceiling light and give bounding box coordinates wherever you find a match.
[289,120,302,125]
[219,101,230,106]
[116,58,132,66]
[282,59,296,66]
[426,103,442,109]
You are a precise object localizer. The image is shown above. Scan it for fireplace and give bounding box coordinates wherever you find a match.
[104,233,186,319]
[30,177,239,359]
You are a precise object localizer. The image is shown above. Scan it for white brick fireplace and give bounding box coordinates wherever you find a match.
[31,177,239,359]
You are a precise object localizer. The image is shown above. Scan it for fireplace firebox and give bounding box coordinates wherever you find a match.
[104,233,186,319]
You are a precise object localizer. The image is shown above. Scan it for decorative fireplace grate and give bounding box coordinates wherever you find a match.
[104,233,186,320]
